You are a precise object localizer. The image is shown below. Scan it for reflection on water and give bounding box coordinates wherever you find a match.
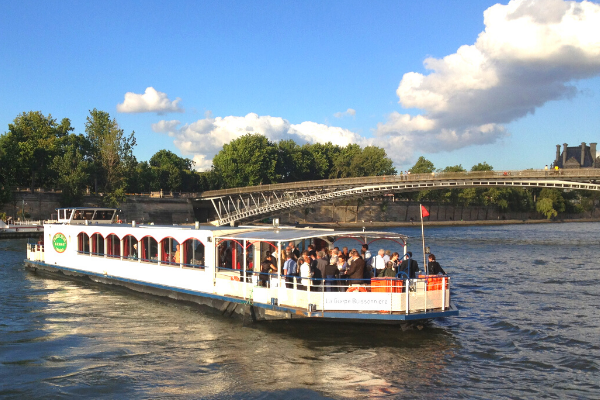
[1,222,600,399]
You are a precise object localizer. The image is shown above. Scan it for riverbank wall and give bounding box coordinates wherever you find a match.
[1,192,195,225]
[2,192,598,226]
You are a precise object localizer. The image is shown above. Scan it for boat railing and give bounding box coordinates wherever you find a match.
[213,266,450,314]
[26,241,45,262]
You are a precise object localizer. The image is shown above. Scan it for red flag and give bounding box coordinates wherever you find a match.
[421,205,430,218]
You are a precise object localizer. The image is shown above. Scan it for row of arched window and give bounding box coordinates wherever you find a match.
[77,232,205,268]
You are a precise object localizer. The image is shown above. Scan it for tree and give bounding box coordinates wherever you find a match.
[536,188,565,219]
[349,146,396,177]
[51,134,92,206]
[441,164,466,173]
[149,150,195,192]
[409,156,435,174]
[536,197,557,219]
[85,109,136,206]
[471,162,493,172]
[3,111,72,190]
[0,137,14,207]
[212,134,278,188]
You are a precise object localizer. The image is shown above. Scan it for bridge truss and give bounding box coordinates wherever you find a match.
[198,170,600,226]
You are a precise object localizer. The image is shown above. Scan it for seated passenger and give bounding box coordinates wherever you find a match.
[427,254,446,275]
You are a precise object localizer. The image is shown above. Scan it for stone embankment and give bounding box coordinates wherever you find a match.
[2,192,598,226]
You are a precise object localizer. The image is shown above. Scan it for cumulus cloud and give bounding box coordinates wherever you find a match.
[376,0,600,165]
[152,113,366,171]
[333,108,356,118]
[117,87,183,114]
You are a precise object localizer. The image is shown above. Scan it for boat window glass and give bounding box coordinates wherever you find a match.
[160,237,180,266]
[106,234,120,258]
[91,233,104,256]
[83,210,95,220]
[73,210,84,220]
[123,235,138,260]
[183,239,205,268]
[140,236,158,263]
[77,232,90,254]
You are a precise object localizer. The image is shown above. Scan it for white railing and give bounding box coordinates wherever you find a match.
[10,220,43,226]
[26,243,45,262]
[213,268,450,315]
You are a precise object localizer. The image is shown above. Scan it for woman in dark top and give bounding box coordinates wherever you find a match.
[428,254,446,275]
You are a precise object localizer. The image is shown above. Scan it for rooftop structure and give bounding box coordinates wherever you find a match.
[553,142,599,169]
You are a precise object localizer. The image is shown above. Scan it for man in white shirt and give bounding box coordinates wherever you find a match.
[372,249,386,273]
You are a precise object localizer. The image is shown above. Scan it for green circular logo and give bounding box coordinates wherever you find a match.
[53,233,67,253]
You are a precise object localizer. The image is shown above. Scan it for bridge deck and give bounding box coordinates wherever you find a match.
[196,169,600,226]
[200,169,600,198]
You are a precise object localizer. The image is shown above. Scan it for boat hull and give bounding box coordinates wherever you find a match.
[23,260,458,324]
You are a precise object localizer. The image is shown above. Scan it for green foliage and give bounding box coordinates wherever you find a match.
[3,111,72,189]
[85,109,136,206]
[212,134,278,188]
[536,197,557,219]
[471,162,493,171]
[409,156,435,174]
[440,164,466,173]
[538,188,566,213]
[51,136,90,206]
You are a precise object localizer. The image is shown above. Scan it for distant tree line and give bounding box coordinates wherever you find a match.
[0,111,396,208]
[0,111,595,218]
[405,156,596,219]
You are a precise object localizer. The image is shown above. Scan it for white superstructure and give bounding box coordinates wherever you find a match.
[26,208,457,323]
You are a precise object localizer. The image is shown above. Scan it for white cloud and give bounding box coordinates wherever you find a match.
[377,0,600,164]
[117,87,183,114]
[152,112,365,171]
[333,108,356,118]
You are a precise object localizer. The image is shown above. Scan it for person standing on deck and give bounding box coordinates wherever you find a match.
[399,251,419,279]
[346,250,365,286]
[372,249,386,275]
[289,243,300,260]
[299,254,312,290]
[315,251,328,286]
[428,254,446,275]
[361,244,372,266]
[283,251,297,287]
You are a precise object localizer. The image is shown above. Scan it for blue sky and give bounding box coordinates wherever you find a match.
[2,0,599,171]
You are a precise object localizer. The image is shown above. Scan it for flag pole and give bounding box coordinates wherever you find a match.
[420,203,427,274]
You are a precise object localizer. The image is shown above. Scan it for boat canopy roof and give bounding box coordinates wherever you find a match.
[214,227,408,244]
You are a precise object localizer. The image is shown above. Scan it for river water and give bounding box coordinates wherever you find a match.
[1,223,599,399]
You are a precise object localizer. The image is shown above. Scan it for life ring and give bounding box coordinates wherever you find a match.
[347,286,367,292]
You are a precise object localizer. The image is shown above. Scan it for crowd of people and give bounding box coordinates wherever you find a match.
[254,242,446,291]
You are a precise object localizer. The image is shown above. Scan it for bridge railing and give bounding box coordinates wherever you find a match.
[200,168,600,198]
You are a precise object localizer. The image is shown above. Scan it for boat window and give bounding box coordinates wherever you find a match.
[91,233,104,256]
[83,210,95,220]
[140,236,158,263]
[123,235,138,260]
[73,210,84,220]
[160,237,180,266]
[182,239,205,268]
[106,234,120,258]
[77,232,90,254]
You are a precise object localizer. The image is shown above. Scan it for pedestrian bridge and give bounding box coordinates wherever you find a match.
[198,169,600,226]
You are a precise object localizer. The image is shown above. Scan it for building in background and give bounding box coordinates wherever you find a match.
[553,142,599,169]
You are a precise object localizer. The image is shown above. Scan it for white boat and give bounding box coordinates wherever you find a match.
[24,207,458,324]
